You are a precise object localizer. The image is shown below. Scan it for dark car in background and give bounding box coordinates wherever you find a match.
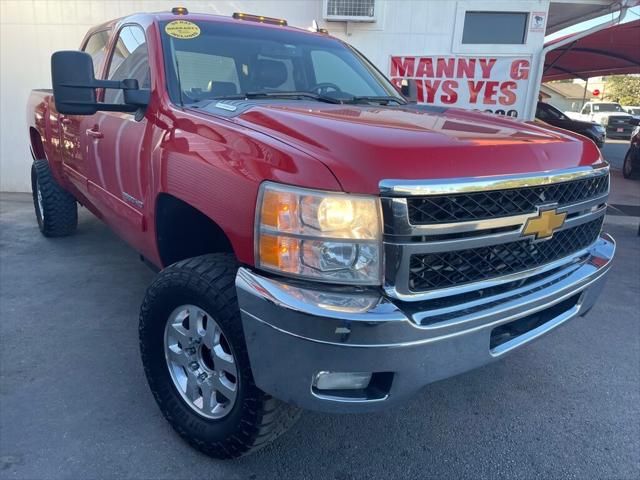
[536,101,606,148]
[623,117,640,180]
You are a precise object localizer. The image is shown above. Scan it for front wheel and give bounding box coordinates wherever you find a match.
[623,150,639,179]
[139,254,301,459]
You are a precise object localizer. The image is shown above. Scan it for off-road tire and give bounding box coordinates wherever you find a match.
[623,150,639,179]
[139,253,301,459]
[31,159,77,237]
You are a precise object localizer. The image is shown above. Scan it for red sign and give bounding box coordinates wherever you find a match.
[592,89,601,97]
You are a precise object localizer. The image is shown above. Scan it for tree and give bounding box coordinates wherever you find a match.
[603,75,640,105]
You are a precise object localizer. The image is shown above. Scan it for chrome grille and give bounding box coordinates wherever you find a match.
[408,217,603,292]
[608,116,631,125]
[381,165,610,301]
[407,174,609,225]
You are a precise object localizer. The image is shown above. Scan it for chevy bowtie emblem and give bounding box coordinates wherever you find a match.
[522,208,567,240]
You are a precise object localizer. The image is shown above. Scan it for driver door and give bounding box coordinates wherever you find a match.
[86,24,152,248]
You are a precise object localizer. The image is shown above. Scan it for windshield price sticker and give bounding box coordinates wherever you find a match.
[390,56,531,118]
[165,20,201,39]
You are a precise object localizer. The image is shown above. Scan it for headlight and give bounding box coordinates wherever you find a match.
[255,182,382,285]
[591,124,605,133]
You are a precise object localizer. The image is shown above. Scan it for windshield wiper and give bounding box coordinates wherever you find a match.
[214,91,342,104]
[345,96,407,105]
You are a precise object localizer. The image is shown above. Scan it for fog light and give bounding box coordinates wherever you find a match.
[313,371,372,390]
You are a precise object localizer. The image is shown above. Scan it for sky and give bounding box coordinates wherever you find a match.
[545,5,640,41]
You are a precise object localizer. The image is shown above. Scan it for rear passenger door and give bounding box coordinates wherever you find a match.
[86,24,152,245]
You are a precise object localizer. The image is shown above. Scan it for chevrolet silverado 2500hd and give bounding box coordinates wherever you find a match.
[27,9,615,459]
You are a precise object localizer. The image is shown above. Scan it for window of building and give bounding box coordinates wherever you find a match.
[462,11,528,44]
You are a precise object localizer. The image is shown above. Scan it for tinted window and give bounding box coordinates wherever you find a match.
[160,21,400,104]
[105,25,150,104]
[82,30,110,76]
[462,12,528,44]
[536,103,565,121]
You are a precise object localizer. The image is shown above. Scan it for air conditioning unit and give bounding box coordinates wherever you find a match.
[323,0,378,22]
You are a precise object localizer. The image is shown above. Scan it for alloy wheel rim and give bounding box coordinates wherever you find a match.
[164,305,238,420]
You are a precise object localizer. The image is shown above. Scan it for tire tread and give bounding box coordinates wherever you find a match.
[139,253,301,459]
[32,159,77,237]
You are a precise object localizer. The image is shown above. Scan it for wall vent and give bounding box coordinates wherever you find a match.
[323,0,377,22]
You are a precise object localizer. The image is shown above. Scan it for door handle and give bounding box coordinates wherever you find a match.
[86,128,104,139]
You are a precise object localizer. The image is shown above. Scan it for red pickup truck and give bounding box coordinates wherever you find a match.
[27,8,615,458]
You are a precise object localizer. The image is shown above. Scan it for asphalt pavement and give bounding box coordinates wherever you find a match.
[601,139,629,170]
[0,147,639,479]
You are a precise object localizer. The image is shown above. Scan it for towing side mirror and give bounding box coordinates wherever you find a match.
[51,50,150,115]
[400,79,418,103]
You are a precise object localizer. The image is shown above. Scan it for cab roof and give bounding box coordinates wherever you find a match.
[88,9,315,36]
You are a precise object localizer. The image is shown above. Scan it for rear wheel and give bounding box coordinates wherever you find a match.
[139,254,301,459]
[623,150,639,179]
[31,159,77,236]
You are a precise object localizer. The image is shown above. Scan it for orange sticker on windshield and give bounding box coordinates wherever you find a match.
[165,20,200,39]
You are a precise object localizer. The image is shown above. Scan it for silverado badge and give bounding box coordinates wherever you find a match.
[523,208,567,240]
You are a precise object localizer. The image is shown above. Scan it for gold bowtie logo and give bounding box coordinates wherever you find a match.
[523,208,567,240]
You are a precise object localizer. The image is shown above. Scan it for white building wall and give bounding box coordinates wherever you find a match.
[539,85,586,112]
[0,0,550,192]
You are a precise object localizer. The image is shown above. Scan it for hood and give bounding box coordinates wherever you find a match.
[202,102,603,194]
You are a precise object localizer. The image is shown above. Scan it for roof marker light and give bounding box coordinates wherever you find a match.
[171,7,188,15]
[232,12,287,26]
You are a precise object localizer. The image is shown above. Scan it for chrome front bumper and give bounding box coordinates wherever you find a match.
[236,234,615,413]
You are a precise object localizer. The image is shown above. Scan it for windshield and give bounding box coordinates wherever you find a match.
[592,103,623,112]
[160,20,403,105]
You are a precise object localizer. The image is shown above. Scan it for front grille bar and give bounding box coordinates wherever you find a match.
[383,208,605,301]
[408,217,603,292]
[406,174,608,225]
[380,164,609,302]
[380,163,609,197]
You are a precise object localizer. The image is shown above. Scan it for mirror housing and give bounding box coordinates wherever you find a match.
[51,50,149,115]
